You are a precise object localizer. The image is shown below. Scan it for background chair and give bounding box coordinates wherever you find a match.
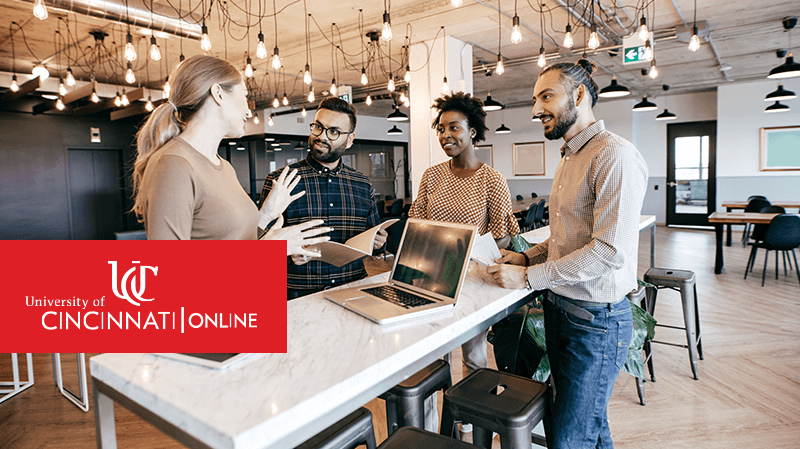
[531,192,538,198]
[532,199,546,229]
[377,200,387,219]
[741,198,771,245]
[387,199,404,218]
[744,214,800,286]
[519,203,538,232]
[745,206,790,276]
[515,194,524,201]
[747,195,768,201]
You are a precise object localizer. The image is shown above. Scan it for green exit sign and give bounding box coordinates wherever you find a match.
[622,33,653,65]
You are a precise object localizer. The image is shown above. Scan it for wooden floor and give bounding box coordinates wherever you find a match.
[2,226,799,448]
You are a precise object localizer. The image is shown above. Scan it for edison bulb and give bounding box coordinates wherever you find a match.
[643,40,653,61]
[451,0,462,6]
[404,67,411,83]
[330,79,337,96]
[308,87,315,102]
[268,115,274,126]
[273,96,280,108]
[271,49,281,70]
[689,30,701,52]
[163,79,171,97]
[648,61,658,79]
[303,65,312,85]
[442,77,449,94]
[245,58,254,78]
[301,107,307,117]
[121,92,129,106]
[366,94,372,106]
[588,31,600,50]
[145,97,154,111]
[254,114,259,124]
[32,64,49,80]
[381,13,392,42]
[387,75,395,92]
[59,81,67,96]
[66,68,75,86]
[10,76,19,92]
[125,64,136,84]
[563,25,574,49]
[33,0,48,20]
[511,16,522,44]
[91,90,100,103]
[56,97,65,110]
[496,57,505,75]
[124,34,137,61]
[200,26,212,51]
[638,21,648,42]
[361,69,368,85]
[149,37,161,61]
[282,93,288,106]
[537,48,546,68]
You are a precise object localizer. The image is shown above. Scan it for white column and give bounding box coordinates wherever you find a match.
[408,35,473,199]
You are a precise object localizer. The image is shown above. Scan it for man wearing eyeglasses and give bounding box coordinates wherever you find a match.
[258,97,386,300]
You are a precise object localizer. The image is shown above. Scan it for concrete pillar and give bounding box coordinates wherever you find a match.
[408,35,472,199]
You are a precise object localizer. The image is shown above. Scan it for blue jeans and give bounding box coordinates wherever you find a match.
[543,291,632,449]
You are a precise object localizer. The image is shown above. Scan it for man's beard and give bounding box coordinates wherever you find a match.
[309,138,347,163]
[544,97,578,141]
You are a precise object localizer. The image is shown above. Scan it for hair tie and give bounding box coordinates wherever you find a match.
[167,101,178,112]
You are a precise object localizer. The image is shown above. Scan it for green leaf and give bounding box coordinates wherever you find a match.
[510,234,533,253]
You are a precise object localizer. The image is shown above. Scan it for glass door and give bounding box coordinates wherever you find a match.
[666,121,717,226]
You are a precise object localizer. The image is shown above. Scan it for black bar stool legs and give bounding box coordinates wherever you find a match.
[295,407,376,449]
[380,359,452,436]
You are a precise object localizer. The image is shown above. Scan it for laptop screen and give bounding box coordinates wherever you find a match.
[391,220,475,299]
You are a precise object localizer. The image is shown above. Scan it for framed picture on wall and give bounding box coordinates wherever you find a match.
[475,144,493,167]
[760,126,800,171]
[513,142,546,176]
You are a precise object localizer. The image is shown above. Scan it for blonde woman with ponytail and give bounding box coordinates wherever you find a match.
[133,55,328,256]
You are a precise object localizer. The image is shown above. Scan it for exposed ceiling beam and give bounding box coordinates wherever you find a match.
[0,76,43,109]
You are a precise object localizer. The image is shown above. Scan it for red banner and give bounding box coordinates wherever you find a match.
[0,240,287,353]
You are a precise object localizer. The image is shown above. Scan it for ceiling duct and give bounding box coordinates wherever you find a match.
[15,0,202,39]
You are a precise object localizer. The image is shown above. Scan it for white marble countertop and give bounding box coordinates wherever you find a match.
[90,261,533,449]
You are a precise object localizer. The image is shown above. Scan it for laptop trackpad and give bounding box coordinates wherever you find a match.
[346,297,396,317]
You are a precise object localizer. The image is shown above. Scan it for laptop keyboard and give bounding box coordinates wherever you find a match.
[361,285,435,309]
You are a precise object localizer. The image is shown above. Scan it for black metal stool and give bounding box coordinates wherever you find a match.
[643,267,703,381]
[380,359,452,436]
[295,407,377,449]
[440,368,548,449]
[378,427,476,448]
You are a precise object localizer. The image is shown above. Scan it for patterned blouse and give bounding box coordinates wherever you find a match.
[409,161,520,239]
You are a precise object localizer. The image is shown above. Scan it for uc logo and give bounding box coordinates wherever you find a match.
[108,261,158,306]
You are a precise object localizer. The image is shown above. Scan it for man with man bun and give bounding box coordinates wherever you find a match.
[488,59,648,448]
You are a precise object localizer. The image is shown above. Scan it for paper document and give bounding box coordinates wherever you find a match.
[470,232,502,267]
[309,219,399,267]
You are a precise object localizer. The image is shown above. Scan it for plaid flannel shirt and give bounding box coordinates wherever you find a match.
[259,156,380,294]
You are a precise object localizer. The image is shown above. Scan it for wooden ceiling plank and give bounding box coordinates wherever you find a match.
[63,82,95,105]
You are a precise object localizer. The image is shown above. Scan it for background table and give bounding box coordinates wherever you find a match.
[520,215,656,268]
[721,201,800,246]
[707,212,780,274]
[91,264,533,449]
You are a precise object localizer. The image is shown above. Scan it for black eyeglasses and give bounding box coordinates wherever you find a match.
[310,123,352,141]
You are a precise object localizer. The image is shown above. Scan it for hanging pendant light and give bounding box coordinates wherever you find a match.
[532,115,541,122]
[330,79,337,96]
[254,114,259,124]
[643,39,654,61]
[496,55,505,75]
[10,75,19,92]
[588,25,600,50]
[125,62,136,84]
[163,77,171,98]
[124,32,137,61]
[537,47,547,68]
[765,84,797,101]
[301,106,307,117]
[689,27,701,52]
[442,77,449,94]
[268,114,274,126]
[511,15,522,44]
[271,47,282,70]
[59,80,67,96]
[387,74,395,92]
[598,77,631,98]
[66,68,76,86]
[304,64,312,85]
[145,96,154,111]
[387,105,409,121]
[149,37,161,61]
[120,90,129,106]
[563,24,574,49]
[656,108,677,120]
[90,87,100,103]
[451,0,462,7]
[200,24,212,51]
[404,66,411,83]
[648,60,659,79]
[361,68,368,85]
[272,95,280,108]
[245,57,254,78]
[32,64,49,80]
[638,17,648,41]
[256,32,268,59]
[308,86,315,102]
[482,94,504,111]
[32,0,48,20]
[765,101,791,113]
[382,10,392,42]
[633,95,657,111]
[768,54,800,79]
[282,93,289,106]
[55,97,65,111]
[366,94,373,106]
[387,125,403,135]
[495,123,511,134]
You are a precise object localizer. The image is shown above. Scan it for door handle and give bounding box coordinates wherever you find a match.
[667,181,677,187]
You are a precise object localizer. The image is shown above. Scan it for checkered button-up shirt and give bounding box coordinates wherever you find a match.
[259,156,380,293]
[524,120,649,303]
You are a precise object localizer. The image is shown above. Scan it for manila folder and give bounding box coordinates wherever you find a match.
[309,219,399,267]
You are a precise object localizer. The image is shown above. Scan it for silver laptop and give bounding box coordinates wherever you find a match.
[323,218,477,325]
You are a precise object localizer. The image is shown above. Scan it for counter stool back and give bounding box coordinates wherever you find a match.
[440,368,548,449]
[378,427,477,448]
[295,407,376,449]
[380,359,452,437]
[642,268,703,381]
